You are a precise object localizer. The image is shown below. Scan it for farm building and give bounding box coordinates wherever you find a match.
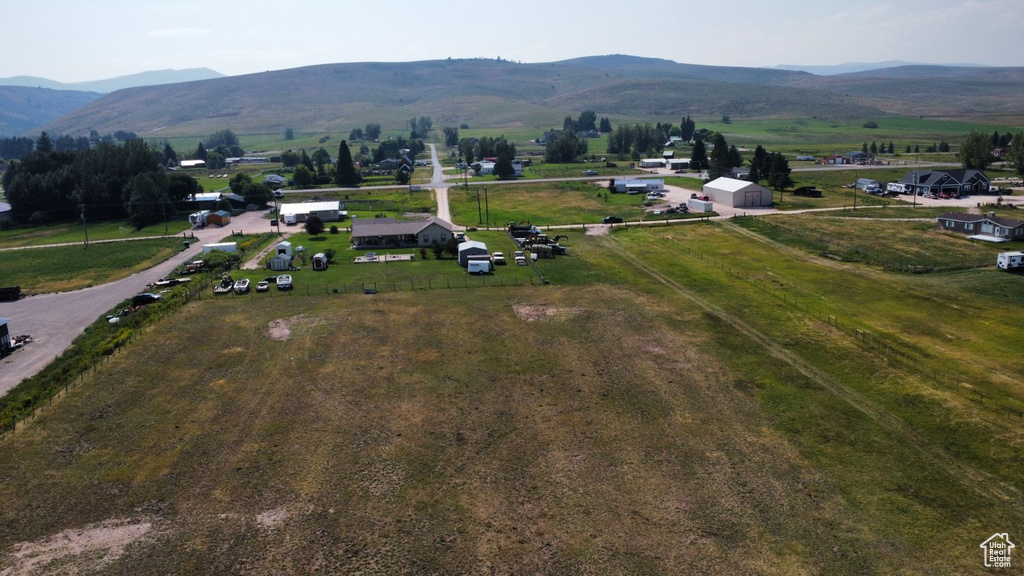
[179,160,205,169]
[205,210,231,227]
[938,212,1024,241]
[263,174,286,187]
[666,158,691,171]
[458,241,489,267]
[703,177,773,207]
[611,179,664,194]
[901,170,991,197]
[350,216,453,249]
[279,201,346,223]
[639,158,666,168]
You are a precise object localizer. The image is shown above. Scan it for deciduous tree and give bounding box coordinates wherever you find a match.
[304,214,325,237]
[1006,133,1024,177]
[960,130,994,169]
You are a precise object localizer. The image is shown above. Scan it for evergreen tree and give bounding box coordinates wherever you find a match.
[992,130,1001,148]
[35,131,53,153]
[599,117,612,133]
[888,141,895,154]
[870,141,878,154]
[163,142,178,165]
[304,214,325,237]
[728,145,743,170]
[905,144,911,153]
[300,150,314,172]
[196,142,207,161]
[493,152,516,179]
[862,142,868,153]
[691,139,708,171]
[767,153,793,191]
[681,115,695,142]
[708,133,732,179]
[1007,133,1024,177]
[335,140,361,186]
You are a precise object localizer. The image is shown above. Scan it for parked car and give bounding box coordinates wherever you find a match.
[255,280,270,292]
[493,252,507,265]
[276,274,293,290]
[582,170,598,176]
[602,216,623,224]
[131,293,162,307]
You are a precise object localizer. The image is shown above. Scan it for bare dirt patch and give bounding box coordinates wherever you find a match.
[1,519,153,576]
[512,303,583,322]
[585,224,610,236]
[268,319,291,341]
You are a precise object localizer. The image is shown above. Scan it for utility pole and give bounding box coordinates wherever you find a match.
[476,187,482,225]
[80,204,89,248]
[483,186,489,229]
[853,172,858,210]
[160,197,168,234]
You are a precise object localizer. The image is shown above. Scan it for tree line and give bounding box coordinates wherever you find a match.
[2,135,202,228]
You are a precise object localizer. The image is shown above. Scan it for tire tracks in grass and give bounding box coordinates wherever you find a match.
[600,236,1020,504]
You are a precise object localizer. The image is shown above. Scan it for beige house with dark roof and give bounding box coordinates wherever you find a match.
[350,216,453,248]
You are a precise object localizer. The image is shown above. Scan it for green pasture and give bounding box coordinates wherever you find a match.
[0,218,192,249]
[0,238,187,293]
[448,181,647,226]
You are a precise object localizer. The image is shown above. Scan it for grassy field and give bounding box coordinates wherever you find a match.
[3,217,1022,572]
[0,218,192,249]
[448,181,647,227]
[0,239,188,293]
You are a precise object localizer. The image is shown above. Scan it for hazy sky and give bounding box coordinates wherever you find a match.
[5,0,1022,82]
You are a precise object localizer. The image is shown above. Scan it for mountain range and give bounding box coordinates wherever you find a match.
[0,68,224,94]
[5,56,1022,139]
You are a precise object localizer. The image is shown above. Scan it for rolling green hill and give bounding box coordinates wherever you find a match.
[35,56,1024,139]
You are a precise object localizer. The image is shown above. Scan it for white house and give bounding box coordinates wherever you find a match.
[703,177,773,207]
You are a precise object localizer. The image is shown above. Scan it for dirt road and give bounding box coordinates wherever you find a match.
[0,211,277,395]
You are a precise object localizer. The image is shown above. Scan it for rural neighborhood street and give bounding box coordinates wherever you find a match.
[0,211,277,395]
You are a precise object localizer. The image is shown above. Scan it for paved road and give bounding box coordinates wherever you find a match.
[0,211,278,395]
[429,144,453,224]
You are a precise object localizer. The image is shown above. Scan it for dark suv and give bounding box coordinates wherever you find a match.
[602,216,623,224]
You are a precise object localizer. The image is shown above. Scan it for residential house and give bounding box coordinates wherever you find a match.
[901,169,991,197]
[938,212,1024,241]
[350,216,453,249]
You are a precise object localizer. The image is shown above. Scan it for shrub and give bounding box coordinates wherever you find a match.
[863,121,879,129]
[28,211,50,226]
[324,248,336,262]
[329,225,339,234]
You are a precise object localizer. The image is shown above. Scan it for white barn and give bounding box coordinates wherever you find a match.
[611,179,664,194]
[279,201,346,223]
[703,177,774,208]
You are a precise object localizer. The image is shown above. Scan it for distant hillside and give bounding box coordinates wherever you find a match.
[0,87,101,137]
[38,57,887,138]
[787,65,1024,117]
[773,61,990,75]
[0,68,224,93]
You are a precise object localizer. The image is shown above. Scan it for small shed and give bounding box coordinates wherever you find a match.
[458,241,488,267]
[268,256,291,271]
[206,210,232,227]
[275,241,293,259]
[312,253,329,271]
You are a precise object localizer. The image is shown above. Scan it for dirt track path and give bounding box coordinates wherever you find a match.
[600,236,1020,504]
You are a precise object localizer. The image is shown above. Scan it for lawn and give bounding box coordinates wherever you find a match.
[227,229,545,293]
[0,238,187,293]
[278,188,436,221]
[448,181,647,227]
[0,218,192,249]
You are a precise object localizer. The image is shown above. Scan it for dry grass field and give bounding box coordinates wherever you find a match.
[1,220,1022,574]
